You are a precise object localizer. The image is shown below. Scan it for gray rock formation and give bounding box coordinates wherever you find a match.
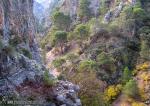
[59,0,79,20]
[59,0,101,20]
[103,0,136,23]
[54,81,81,106]
[0,0,81,105]
[89,0,100,17]
[0,0,44,95]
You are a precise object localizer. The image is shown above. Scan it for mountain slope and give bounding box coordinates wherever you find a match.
[41,0,150,105]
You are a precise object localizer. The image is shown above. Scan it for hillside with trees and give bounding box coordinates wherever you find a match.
[40,0,150,105]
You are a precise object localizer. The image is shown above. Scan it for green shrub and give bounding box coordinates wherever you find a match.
[67,32,76,41]
[78,60,98,72]
[54,31,67,44]
[80,93,104,106]
[96,52,115,65]
[133,7,145,19]
[74,24,89,39]
[43,70,56,86]
[9,36,22,46]
[65,53,78,62]
[52,11,71,31]
[2,45,15,56]
[140,33,150,61]
[71,71,105,106]
[96,52,116,72]
[122,67,132,84]
[0,39,3,52]
[123,6,134,17]
[54,31,67,53]
[123,79,139,98]
[99,0,109,15]
[139,26,150,34]
[78,0,91,19]
[52,58,66,68]
[40,26,59,49]
[21,48,32,59]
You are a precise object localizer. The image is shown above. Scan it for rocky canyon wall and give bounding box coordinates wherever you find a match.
[0,1,81,105]
[0,0,41,62]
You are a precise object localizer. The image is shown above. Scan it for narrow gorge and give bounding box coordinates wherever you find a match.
[0,0,81,106]
[0,0,150,106]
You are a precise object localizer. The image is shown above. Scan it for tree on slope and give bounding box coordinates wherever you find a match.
[54,31,67,54]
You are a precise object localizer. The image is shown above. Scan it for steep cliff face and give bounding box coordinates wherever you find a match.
[41,0,150,105]
[60,0,79,19]
[0,1,81,105]
[0,0,35,41]
[103,0,136,23]
[0,0,41,62]
[0,0,44,93]
[59,0,100,19]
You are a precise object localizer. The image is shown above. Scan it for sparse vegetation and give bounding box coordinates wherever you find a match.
[43,70,56,86]
[78,60,98,72]
[21,48,32,59]
[52,58,66,68]
[39,0,150,105]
